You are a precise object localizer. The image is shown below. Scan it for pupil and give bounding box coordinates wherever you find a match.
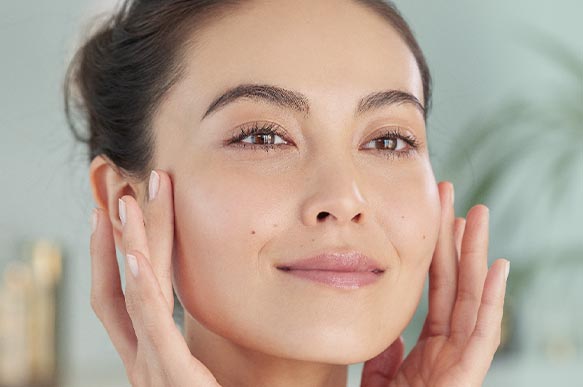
[378,138,396,150]
[254,134,272,144]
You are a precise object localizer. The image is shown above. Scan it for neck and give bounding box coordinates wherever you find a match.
[184,316,348,387]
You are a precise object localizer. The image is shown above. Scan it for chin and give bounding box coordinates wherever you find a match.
[258,322,403,365]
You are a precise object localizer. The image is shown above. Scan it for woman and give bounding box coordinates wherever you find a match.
[65,0,510,385]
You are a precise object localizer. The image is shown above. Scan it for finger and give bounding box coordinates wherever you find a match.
[360,336,405,387]
[89,207,137,369]
[122,249,212,380]
[454,217,466,262]
[450,205,490,345]
[142,170,175,310]
[417,313,430,342]
[426,181,458,337]
[119,195,151,264]
[118,202,204,377]
[459,258,509,380]
[119,196,166,346]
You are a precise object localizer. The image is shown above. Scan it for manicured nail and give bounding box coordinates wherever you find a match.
[127,254,139,277]
[90,208,98,234]
[451,183,455,206]
[505,260,510,281]
[148,170,160,201]
[119,198,126,226]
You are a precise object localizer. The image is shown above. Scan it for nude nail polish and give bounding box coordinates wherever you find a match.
[149,170,160,201]
[127,254,139,277]
[119,198,126,226]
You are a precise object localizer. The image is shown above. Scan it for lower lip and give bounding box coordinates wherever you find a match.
[277,269,383,289]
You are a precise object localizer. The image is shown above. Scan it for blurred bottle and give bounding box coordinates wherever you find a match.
[0,239,63,387]
[0,261,32,386]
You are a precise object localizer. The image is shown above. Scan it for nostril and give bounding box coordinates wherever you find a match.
[317,212,330,220]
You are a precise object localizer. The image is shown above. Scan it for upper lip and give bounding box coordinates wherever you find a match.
[275,249,385,273]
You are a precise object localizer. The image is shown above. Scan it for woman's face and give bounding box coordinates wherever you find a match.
[153,0,440,363]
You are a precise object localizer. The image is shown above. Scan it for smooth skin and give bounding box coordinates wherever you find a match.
[89,174,508,386]
[87,0,509,385]
[90,1,441,384]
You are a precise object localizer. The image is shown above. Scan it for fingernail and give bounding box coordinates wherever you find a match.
[119,198,126,227]
[451,183,455,206]
[127,254,139,277]
[505,260,510,281]
[148,170,160,201]
[90,208,98,234]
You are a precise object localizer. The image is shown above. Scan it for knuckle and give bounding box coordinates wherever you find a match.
[124,292,140,317]
[143,320,163,350]
[482,291,504,308]
[456,287,481,305]
[428,320,450,336]
[428,276,456,292]
[460,245,481,257]
[473,323,489,339]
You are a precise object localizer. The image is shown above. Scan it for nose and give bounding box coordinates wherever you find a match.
[300,158,369,227]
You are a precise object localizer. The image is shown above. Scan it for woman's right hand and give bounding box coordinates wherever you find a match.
[89,169,221,387]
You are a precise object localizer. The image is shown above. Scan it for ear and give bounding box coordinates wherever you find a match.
[89,155,146,251]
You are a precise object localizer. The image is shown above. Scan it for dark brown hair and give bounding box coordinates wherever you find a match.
[64,0,432,183]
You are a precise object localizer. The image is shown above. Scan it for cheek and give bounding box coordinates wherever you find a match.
[360,170,439,352]
[369,166,440,304]
[170,166,289,336]
[169,159,441,363]
[380,175,440,270]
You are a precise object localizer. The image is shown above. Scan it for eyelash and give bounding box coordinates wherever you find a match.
[227,121,422,160]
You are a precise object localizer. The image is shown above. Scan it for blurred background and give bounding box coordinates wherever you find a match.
[0,0,581,386]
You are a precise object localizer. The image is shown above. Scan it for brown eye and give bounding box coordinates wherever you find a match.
[227,121,292,152]
[360,128,421,160]
[240,132,287,146]
[362,137,406,151]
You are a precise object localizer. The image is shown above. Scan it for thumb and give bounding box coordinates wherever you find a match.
[360,335,405,387]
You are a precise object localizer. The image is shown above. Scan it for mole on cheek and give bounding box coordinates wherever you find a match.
[251,230,256,235]
[422,234,426,240]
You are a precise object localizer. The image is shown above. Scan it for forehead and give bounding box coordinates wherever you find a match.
[175,0,423,119]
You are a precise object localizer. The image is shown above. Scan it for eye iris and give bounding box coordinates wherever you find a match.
[376,138,398,150]
[250,134,274,145]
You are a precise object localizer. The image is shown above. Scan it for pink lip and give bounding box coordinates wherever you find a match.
[275,251,385,289]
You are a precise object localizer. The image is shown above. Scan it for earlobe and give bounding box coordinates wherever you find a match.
[89,155,140,247]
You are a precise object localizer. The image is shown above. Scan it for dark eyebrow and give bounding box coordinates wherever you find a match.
[201,83,425,121]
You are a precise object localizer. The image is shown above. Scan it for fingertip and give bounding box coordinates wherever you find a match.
[502,258,510,282]
[125,250,145,280]
[478,204,490,216]
[491,258,510,293]
[466,205,490,229]
[441,180,453,192]
[125,250,156,282]
[469,203,487,214]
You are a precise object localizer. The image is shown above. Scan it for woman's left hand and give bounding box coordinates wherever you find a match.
[360,181,509,387]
